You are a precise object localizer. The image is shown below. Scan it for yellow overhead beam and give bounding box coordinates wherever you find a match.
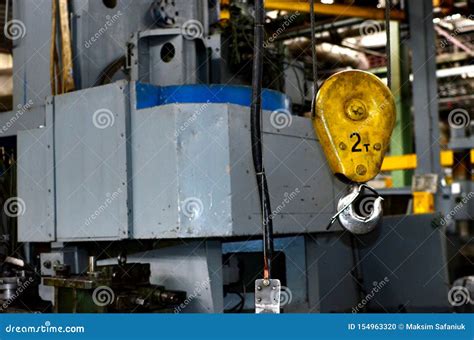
[382,154,417,172]
[381,150,474,172]
[264,1,406,21]
[220,8,230,20]
[220,0,406,21]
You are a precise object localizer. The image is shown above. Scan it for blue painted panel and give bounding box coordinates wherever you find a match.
[0,314,471,339]
[135,83,291,113]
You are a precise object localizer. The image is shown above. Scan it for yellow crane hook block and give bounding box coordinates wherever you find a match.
[313,70,396,183]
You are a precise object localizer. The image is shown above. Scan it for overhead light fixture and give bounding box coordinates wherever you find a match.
[321,0,334,4]
[267,10,279,19]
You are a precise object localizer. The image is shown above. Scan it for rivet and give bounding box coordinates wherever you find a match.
[356,164,367,176]
[345,99,368,121]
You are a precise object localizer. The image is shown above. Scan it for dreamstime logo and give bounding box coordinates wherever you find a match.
[435,17,474,50]
[448,108,470,129]
[3,197,26,218]
[92,286,115,307]
[0,277,34,312]
[270,109,292,129]
[438,27,460,49]
[263,11,300,48]
[181,20,203,40]
[5,320,85,333]
[4,19,26,40]
[93,109,115,129]
[181,197,204,220]
[448,286,472,307]
[174,278,210,313]
[359,20,382,36]
[267,188,300,223]
[1,100,33,133]
[84,11,123,48]
[359,197,376,216]
[174,100,210,138]
[352,277,389,313]
[271,285,293,307]
[439,191,474,226]
[84,188,122,227]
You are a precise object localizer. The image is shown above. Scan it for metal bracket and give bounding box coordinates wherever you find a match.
[255,279,281,314]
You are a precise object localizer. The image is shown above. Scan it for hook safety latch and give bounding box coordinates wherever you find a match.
[327,184,383,235]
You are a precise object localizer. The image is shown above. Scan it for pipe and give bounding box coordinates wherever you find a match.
[88,256,96,273]
[286,39,370,70]
[275,18,364,42]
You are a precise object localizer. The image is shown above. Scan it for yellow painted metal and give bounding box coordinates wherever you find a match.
[264,0,406,21]
[413,192,435,214]
[381,150,474,171]
[220,8,230,20]
[50,0,57,95]
[381,154,417,171]
[50,0,75,95]
[440,150,454,167]
[313,70,396,183]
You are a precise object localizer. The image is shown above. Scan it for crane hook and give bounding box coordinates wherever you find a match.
[327,184,383,235]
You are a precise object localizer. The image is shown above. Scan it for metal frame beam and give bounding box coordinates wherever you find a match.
[223,0,408,20]
[264,1,406,21]
[408,0,441,175]
[381,150,474,172]
[389,21,413,186]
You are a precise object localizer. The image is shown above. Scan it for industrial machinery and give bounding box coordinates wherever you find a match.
[315,70,396,235]
[43,256,185,313]
[0,255,40,313]
[0,0,470,314]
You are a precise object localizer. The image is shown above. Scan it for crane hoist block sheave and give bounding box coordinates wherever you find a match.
[313,70,396,183]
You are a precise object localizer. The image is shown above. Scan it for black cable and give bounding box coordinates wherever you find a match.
[250,0,273,279]
[310,0,318,118]
[385,0,392,90]
[349,234,367,311]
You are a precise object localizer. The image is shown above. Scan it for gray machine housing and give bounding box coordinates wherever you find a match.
[17,81,341,242]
